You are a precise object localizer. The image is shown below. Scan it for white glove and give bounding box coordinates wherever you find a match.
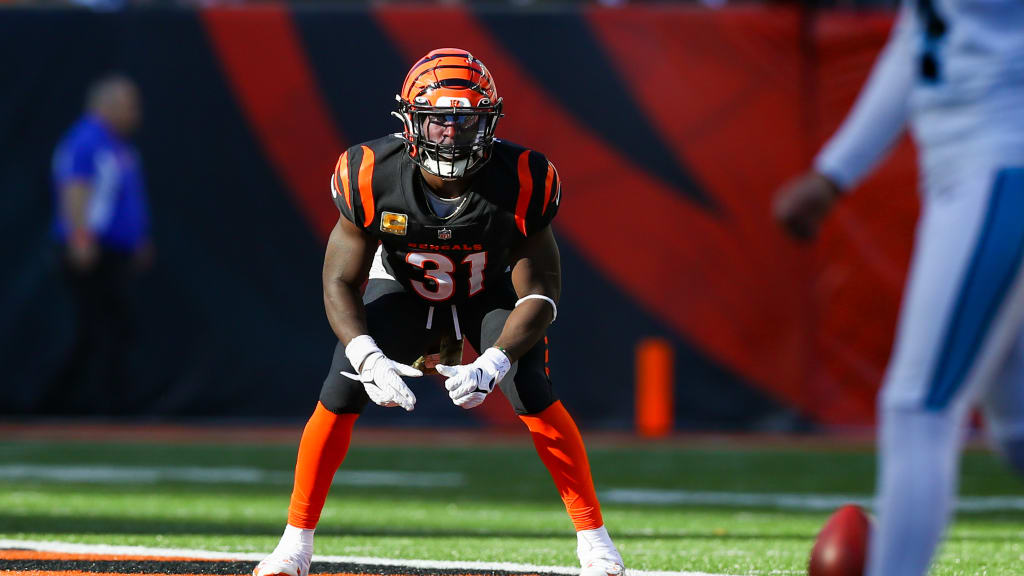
[436,347,511,409]
[341,335,420,411]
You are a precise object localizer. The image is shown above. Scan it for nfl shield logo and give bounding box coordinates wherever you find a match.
[438,228,452,240]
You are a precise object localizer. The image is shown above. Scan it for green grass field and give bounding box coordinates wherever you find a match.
[1,434,1023,575]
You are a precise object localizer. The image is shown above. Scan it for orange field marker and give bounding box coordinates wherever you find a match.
[635,338,675,438]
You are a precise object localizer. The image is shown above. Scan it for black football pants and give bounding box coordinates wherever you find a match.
[318,279,557,415]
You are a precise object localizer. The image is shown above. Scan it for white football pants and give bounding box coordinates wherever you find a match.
[867,161,1024,576]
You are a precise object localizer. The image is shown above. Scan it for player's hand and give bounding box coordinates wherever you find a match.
[345,352,420,411]
[436,347,511,410]
[773,171,842,241]
[341,336,420,411]
[67,231,99,271]
[134,239,155,272]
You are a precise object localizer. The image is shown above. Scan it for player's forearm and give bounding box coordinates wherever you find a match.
[815,9,914,190]
[493,299,554,362]
[323,280,368,346]
[62,181,93,236]
[498,227,561,361]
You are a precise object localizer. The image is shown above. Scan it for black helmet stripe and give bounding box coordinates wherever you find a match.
[436,78,479,89]
[410,65,484,87]
[415,52,475,66]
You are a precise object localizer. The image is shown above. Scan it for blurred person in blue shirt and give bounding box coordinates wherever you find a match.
[49,74,151,415]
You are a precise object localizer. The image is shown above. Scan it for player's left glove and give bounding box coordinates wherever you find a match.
[436,347,511,409]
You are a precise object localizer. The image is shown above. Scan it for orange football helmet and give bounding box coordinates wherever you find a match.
[393,48,503,179]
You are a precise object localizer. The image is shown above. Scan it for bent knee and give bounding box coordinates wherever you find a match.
[319,374,369,415]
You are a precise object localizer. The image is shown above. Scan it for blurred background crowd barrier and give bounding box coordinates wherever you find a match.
[0,3,915,431]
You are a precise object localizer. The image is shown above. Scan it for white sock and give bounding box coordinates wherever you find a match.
[866,408,960,576]
[277,524,315,556]
[577,525,620,563]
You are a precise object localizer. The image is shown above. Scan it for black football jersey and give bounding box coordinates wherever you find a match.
[330,135,561,305]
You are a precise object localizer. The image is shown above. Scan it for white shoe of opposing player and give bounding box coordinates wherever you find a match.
[254,525,314,576]
[577,525,625,576]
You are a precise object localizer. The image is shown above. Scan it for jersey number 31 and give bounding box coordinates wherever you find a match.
[406,252,487,301]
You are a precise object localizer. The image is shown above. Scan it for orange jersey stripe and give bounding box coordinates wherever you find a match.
[334,151,351,211]
[357,146,376,228]
[542,162,555,216]
[515,151,533,236]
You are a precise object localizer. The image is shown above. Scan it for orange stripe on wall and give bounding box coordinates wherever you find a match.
[635,337,674,437]
[201,6,345,241]
[515,150,532,236]
[358,146,376,228]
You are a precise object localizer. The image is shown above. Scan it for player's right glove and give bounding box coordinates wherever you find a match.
[341,335,420,411]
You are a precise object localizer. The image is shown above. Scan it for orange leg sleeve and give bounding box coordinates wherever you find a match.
[519,401,604,531]
[287,402,358,529]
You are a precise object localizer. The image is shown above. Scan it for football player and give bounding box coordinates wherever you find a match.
[253,49,624,576]
[775,2,1024,575]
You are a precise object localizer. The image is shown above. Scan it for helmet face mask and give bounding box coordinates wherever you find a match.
[394,49,503,180]
[402,104,501,179]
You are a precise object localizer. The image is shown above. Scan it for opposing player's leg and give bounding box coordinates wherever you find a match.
[983,328,1024,476]
[255,280,432,576]
[472,305,623,576]
[868,167,1024,576]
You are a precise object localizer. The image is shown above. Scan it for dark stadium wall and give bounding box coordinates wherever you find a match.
[0,6,915,430]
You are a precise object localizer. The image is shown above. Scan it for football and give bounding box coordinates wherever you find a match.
[808,504,872,576]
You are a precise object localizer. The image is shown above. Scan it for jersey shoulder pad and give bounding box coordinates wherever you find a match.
[493,140,561,236]
[331,136,407,230]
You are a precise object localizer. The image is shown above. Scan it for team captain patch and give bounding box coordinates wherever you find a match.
[380,212,408,235]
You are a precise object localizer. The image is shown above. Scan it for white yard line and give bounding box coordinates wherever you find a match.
[12,464,1018,512]
[601,488,1024,512]
[0,539,753,576]
[0,464,463,488]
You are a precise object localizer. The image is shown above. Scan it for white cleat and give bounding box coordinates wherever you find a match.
[580,556,625,576]
[252,547,312,576]
[577,525,624,576]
